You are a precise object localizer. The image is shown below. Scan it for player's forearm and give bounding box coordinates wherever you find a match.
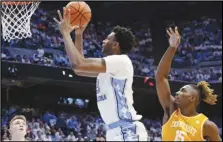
[62,33,85,68]
[156,46,177,80]
[75,34,83,55]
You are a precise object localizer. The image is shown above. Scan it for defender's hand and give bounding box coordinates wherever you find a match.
[167,26,181,48]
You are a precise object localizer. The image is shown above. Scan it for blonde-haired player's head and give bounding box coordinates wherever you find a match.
[9,115,27,141]
[174,81,217,110]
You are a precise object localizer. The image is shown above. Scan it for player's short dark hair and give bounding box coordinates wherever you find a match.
[112,25,136,54]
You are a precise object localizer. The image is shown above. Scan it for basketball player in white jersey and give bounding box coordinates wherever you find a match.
[8,115,27,141]
[54,8,148,141]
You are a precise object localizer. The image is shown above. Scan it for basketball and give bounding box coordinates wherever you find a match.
[66,1,91,27]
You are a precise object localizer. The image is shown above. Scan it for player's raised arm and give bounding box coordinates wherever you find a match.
[54,8,106,74]
[74,25,86,56]
[155,27,181,113]
[72,25,99,77]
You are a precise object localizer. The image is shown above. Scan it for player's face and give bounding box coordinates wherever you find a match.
[102,32,119,55]
[174,85,196,108]
[10,119,27,137]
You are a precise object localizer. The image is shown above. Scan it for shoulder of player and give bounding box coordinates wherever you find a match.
[203,119,219,136]
[104,54,131,65]
[162,105,178,126]
[119,54,132,64]
[105,54,130,59]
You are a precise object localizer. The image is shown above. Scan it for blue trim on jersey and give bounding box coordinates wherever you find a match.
[107,120,140,141]
[124,90,132,120]
[108,120,134,129]
[111,78,122,120]
[120,123,138,141]
[111,77,132,121]
[120,126,125,141]
[135,124,139,141]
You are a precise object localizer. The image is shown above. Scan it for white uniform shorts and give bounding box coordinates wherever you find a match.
[106,121,148,141]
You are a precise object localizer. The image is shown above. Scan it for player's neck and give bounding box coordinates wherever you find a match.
[11,135,25,141]
[180,108,198,117]
[105,52,121,56]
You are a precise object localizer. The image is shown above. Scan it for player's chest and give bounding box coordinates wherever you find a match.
[164,118,202,140]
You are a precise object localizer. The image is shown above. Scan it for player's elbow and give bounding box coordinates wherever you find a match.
[72,64,86,75]
[73,69,80,75]
[71,59,85,71]
[72,64,79,72]
[71,65,81,77]
[73,67,83,75]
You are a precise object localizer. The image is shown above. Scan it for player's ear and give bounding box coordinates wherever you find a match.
[190,95,196,103]
[113,41,119,48]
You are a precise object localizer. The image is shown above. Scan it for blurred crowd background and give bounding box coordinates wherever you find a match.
[1,1,222,141]
[1,105,222,141]
[1,6,222,83]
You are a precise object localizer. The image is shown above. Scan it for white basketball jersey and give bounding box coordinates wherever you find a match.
[96,55,142,124]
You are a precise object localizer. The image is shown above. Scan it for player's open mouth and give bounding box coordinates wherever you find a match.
[19,128,24,131]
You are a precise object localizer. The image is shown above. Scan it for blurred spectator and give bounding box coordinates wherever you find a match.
[1,7,222,83]
[77,133,84,141]
[67,132,78,141]
[96,133,106,141]
[37,47,45,58]
[1,105,222,141]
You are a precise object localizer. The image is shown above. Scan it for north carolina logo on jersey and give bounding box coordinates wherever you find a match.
[97,94,107,102]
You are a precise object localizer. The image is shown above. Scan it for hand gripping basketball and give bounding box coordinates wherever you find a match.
[54,7,78,35]
[75,25,88,36]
